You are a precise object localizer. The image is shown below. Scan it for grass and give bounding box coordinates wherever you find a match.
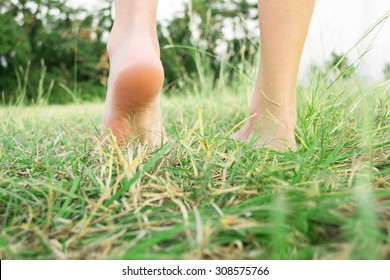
[0,69,389,260]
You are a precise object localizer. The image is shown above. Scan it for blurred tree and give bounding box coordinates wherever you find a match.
[0,12,31,68]
[326,52,356,79]
[0,0,108,103]
[0,0,260,103]
[160,0,259,88]
[383,63,390,81]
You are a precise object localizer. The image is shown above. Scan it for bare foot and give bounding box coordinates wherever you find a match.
[230,92,297,151]
[230,115,297,151]
[103,30,165,147]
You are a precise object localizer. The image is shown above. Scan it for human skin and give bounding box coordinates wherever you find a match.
[103,0,164,146]
[231,0,316,150]
[103,0,315,150]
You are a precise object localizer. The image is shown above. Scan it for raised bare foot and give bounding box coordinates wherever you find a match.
[103,22,165,147]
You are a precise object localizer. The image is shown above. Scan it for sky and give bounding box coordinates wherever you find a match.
[70,0,390,81]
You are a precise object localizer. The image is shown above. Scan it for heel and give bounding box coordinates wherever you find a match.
[113,61,164,106]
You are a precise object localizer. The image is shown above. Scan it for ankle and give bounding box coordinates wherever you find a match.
[249,90,297,125]
[108,2,159,57]
[247,108,295,131]
[107,30,159,61]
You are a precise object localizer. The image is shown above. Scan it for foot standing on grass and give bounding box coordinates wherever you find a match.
[103,0,316,150]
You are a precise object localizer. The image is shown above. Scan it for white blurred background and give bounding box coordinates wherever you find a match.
[70,0,390,81]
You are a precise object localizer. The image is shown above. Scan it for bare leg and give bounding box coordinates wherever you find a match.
[231,0,315,150]
[103,0,164,146]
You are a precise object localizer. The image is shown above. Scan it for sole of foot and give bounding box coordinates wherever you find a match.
[103,36,165,147]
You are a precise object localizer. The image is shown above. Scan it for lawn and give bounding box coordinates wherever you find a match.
[0,77,389,259]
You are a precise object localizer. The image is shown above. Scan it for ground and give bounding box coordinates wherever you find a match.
[0,79,389,259]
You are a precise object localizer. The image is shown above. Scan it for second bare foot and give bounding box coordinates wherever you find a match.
[230,114,297,151]
[230,92,297,151]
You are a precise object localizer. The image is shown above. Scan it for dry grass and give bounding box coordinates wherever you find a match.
[0,78,389,259]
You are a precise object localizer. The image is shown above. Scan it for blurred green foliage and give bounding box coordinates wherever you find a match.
[159,0,258,89]
[384,63,390,80]
[0,0,259,104]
